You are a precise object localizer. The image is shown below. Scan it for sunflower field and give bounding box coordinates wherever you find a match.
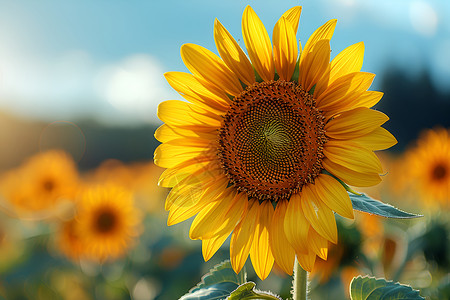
[0,2,449,300]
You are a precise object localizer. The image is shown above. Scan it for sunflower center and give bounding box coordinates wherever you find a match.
[42,179,55,192]
[95,210,117,233]
[218,80,326,201]
[432,163,447,181]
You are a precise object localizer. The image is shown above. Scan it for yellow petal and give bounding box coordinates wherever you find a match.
[322,158,381,187]
[329,42,364,84]
[154,144,206,169]
[325,107,389,140]
[324,140,383,174]
[355,91,384,108]
[242,6,275,81]
[352,127,398,150]
[159,159,216,188]
[298,39,330,92]
[296,250,317,272]
[301,184,338,244]
[166,174,228,213]
[301,19,337,63]
[230,199,259,274]
[164,71,230,111]
[314,174,354,219]
[269,199,296,275]
[202,232,231,262]
[181,43,242,96]
[308,227,329,260]
[157,100,222,128]
[167,182,225,226]
[273,17,298,81]
[281,6,302,33]
[154,124,217,144]
[317,72,375,112]
[284,193,310,254]
[190,190,247,240]
[250,201,275,280]
[214,19,255,86]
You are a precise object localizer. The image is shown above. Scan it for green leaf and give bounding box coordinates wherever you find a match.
[350,276,425,300]
[349,193,422,219]
[179,282,240,300]
[228,282,282,300]
[179,260,245,300]
[228,282,257,300]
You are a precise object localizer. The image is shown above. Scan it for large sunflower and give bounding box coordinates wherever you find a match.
[154,6,396,279]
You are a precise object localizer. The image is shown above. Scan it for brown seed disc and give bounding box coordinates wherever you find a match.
[218,80,326,201]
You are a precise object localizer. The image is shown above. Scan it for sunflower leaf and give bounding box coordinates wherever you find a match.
[350,276,425,300]
[228,282,282,300]
[179,260,245,300]
[349,193,422,219]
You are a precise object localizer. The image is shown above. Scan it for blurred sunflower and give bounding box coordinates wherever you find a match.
[0,150,79,216]
[76,185,142,261]
[154,6,396,279]
[57,218,85,261]
[404,128,450,208]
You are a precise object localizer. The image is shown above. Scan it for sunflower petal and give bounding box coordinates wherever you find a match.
[164,71,230,111]
[230,199,259,274]
[301,184,338,243]
[281,6,302,33]
[242,6,275,81]
[297,250,317,272]
[214,19,255,86]
[317,72,375,112]
[355,91,384,108]
[314,174,354,219]
[157,100,222,128]
[322,158,382,187]
[190,190,247,240]
[273,17,298,81]
[298,39,330,92]
[329,42,364,83]
[250,201,275,280]
[284,193,310,254]
[155,124,217,144]
[352,127,398,150]
[202,232,231,262]
[325,107,389,140]
[269,199,296,275]
[181,43,242,96]
[308,227,329,260]
[301,19,337,62]
[324,140,383,174]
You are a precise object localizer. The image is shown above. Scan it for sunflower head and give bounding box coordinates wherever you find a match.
[0,150,79,216]
[403,128,450,208]
[155,5,396,279]
[75,185,142,261]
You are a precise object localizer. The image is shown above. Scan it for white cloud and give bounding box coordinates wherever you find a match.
[0,50,176,125]
[409,1,438,37]
[95,54,177,124]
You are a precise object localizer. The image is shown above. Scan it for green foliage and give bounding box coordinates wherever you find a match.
[350,276,424,300]
[179,260,245,300]
[348,193,421,219]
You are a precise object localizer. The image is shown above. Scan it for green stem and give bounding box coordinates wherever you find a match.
[293,257,308,300]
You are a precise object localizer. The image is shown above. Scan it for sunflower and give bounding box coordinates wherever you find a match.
[154,6,396,279]
[403,128,450,208]
[75,185,142,261]
[0,150,79,216]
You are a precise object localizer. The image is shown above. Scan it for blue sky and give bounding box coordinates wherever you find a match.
[0,0,449,125]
